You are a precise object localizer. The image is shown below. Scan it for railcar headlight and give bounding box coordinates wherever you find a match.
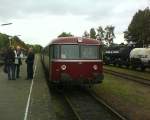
[61,65,67,70]
[93,65,98,70]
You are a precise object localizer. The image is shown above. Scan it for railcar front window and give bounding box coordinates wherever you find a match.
[61,45,79,59]
[81,46,99,59]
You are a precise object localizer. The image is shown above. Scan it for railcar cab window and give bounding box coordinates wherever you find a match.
[61,45,79,59]
[52,44,100,59]
[81,45,99,59]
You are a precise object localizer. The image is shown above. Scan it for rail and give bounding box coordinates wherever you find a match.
[62,88,127,120]
[104,68,150,86]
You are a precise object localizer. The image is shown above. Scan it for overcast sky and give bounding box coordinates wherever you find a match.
[0,0,149,46]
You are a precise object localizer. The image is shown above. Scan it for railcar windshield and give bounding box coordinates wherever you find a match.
[81,45,99,59]
[61,45,79,59]
[53,44,100,59]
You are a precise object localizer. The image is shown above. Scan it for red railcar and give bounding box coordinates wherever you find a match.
[42,37,104,85]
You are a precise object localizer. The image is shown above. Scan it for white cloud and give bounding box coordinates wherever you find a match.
[1,14,97,46]
[0,0,149,46]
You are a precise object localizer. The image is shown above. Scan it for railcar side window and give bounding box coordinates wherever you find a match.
[81,45,99,59]
[45,46,49,56]
[53,45,60,59]
[50,46,53,59]
[61,45,79,59]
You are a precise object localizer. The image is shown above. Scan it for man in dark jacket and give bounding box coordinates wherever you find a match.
[5,47,15,80]
[26,48,35,80]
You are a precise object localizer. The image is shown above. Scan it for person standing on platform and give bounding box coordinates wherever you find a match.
[14,46,22,79]
[5,47,15,80]
[25,48,35,80]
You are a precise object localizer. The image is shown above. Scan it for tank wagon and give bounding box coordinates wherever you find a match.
[130,48,150,70]
[104,45,133,67]
[42,37,104,85]
[104,44,150,71]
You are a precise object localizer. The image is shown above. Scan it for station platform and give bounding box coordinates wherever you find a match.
[0,55,56,120]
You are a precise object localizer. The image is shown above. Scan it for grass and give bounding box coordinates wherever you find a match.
[93,73,150,109]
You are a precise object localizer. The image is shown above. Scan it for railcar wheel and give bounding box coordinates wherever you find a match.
[49,83,56,88]
[118,64,121,67]
[126,64,129,68]
[131,65,136,70]
[141,66,146,71]
[88,85,92,88]
[57,84,63,89]
[113,63,116,66]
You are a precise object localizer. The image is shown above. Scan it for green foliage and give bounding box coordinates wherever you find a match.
[0,33,9,49]
[125,7,150,47]
[97,26,105,39]
[58,32,73,37]
[104,25,115,45]
[33,45,42,53]
[0,32,42,54]
[83,30,90,38]
[90,28,96,39]
[83,26,115,46]
[26,44,42,53]
[11,36,28,49]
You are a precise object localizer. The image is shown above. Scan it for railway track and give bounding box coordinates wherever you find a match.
[104,68,150,86]
[0,60,4,66]
[63,88,127,120]
[104,65,150,73]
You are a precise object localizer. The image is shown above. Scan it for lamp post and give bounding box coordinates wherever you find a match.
[1,23,13,26]
[8,36,13,46]
[15,35,21,37]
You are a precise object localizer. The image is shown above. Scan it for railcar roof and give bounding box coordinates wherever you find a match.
[50,37,101,45]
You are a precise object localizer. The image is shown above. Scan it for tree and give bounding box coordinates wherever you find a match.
[124,7,150,47]
[32,45,42,53]
[96,26,105,41]
[97,26,105,38]
[90,28,96,39]
[58,32,73,37]
[11,36,28,49]
[104,25,115,45]
[82,25,115,46]
[83,30,90,38]
[0,33,9,49]
[0,32,43,55]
